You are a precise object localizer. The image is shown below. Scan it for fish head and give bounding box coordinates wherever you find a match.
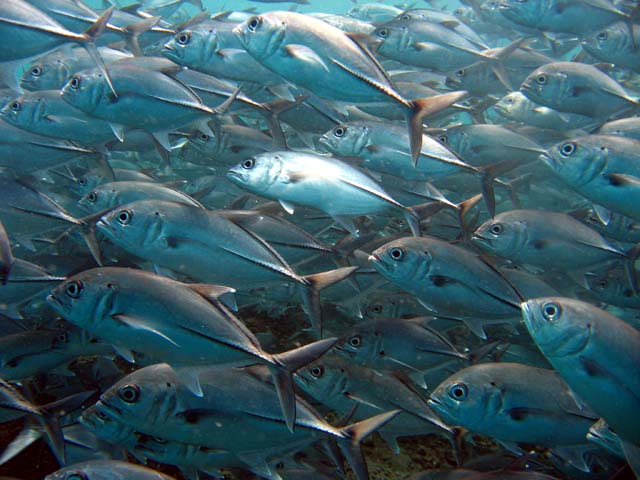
[61,69,110,115]
[294,355,349,402]
[78,186,115,214]
[318,123,369,156]
[581,22,626,58]
[445,63,488,91]
[0,96,28,128]
[80,403,136,444]
[428,366,500,429]
[521,297,592,358]
[234,14,287,61]
[472,214,526,258]
[47,269,113,330]
[369,237,433,286]
[543,137,606,186]
[335,322,380,363]
[20,59,69,92]
[97,200,168,253]
[373,23,409,54]
[520,64,567,110]
[583,265,630,303]
[492,91,525,118]
[98,363,180,426]
[186,128,222,156]
[163,26,218,66]
[226,153,282,194]
[432,126,465,155]
[498,0,544,26]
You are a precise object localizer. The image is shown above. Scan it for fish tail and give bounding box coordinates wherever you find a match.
[79,8,118,99]
[404,201,445,237]
[299,266,359,337]
[268,337,337,432]
[123,16,161,57]
[336,410,401,480]
[406,91,468,166]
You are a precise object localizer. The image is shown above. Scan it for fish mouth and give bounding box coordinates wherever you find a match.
[498,2,511,10]
[46,293,63,308]
[96,218,115,235]
[427,397,445,410]
[225,170,244,183]
[520,300,535,328]
[162,44,178,57]
[470,232,488,243]
[95,399,122,418]
[538,151,556,170]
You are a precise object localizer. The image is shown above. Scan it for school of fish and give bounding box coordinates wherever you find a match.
[0,0,638,479]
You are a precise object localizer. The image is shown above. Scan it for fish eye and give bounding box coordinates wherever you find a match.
[65,280,83,299]
[30,65,42,77]
[78,178,87,186]
[541,302,561,321]
[242,158,255,169]
[448,382,468,401]
[560,142,576,157]
[438,135,448,144]
[56,332,68,343]
[506,96,514,104]
[377,28,389,38]
[65,473,88,480]
[490,223,503,235]
[69,76,81,90]
[535,74,547,85]
[116,209,132,225]
[9,100,21,112]
[176,31,191,45]
[248,16,262,32]
[87,191,98,202]
[118,384,140,403]
[309,365,324,378]
[371,304,383,313]
[597,31,608,41]
[96,410,108,420]
[388,246,405,261]
[597,279,608,289]
[199,133,209,141]
[401,14,411,20]
[348,335,362,348]
[333,126,346,137]
[455,69,465,77]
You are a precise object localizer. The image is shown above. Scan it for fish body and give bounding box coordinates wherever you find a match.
[428,362,598,445]
[542,135,640,221]
[582,21,640,73]
[369,236,522,321]
[472,209,623,270]
[522,297,640,445]
[45,460,177,480]
[520,62,638,118]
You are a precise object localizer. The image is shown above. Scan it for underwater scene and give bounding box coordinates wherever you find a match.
[0,0,639,479]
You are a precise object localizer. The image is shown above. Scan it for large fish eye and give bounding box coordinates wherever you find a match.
[309,365,324,378]
[597,279,608,289]
[535,74,547,85]
[388,246,405,261]
[505,96,514,104]
[370,304,383,314]
[455,69,465,78]
[597,31,608,41]
[247,16,262,32]
[242,158,255,169]
[448,382,468,401]
[377,28,389,38]
[9,100,21,112]
[176,31,191,45]
[78,178,87,186]
[87,191,98,203]
[348,335,362,348]
[56,332,69,343]
[401,14,411,20]
[65,473,88,480]
[69,76,81,90]
[490,223,503,235]
[30,65,42,77]
[541,302,561,321]
[199,133,209,141]
[65,280,83,299]
[118,384,140,403]
[560,142,576,157]
[438,135,448,144]
[333,126,346,137]
[116,209,132,225]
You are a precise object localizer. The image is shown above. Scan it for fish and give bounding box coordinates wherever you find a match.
[95,199,356,335]
[520,62,639,118]
[541,135,640,221]
[581,21,640,73]
[521,297,640,445]
[227,150,435,237]
[45,460,177,480]
[233,10,467,163]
